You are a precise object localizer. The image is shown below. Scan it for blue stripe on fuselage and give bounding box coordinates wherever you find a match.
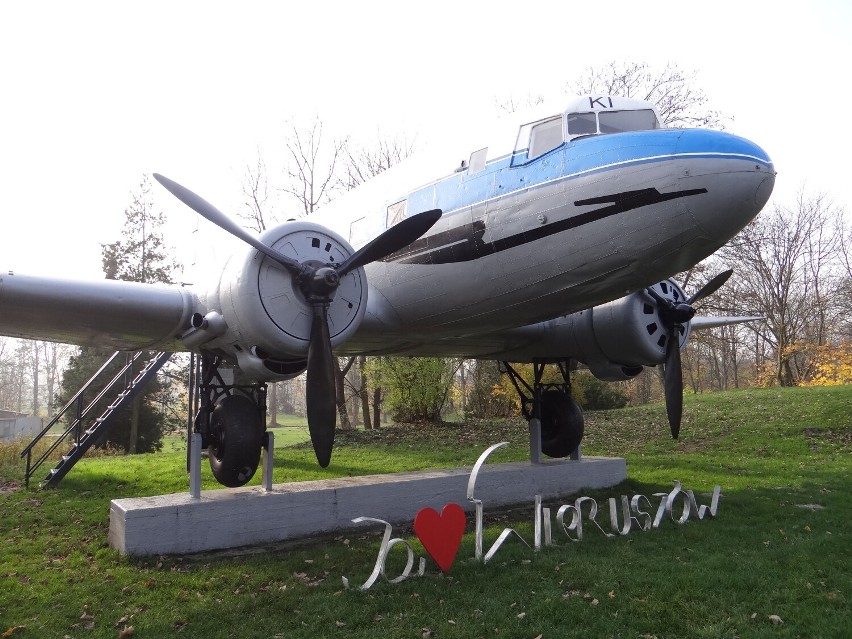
[406,129,773,218]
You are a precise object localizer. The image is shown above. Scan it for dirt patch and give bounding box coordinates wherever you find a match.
[0,480,21,494]
[803,427,852,446]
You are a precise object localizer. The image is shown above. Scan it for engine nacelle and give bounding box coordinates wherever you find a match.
[586,361,645,382]
[560,279,692,381]
[195,220,368,381]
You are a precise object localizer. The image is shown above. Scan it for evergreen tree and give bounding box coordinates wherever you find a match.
[58,175,181,454]
[57,346,167,453]
[101,175,181,284]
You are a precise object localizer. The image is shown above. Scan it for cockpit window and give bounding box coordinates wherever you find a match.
[598,109,659,133]
[528,116,563,159]
[567,112,597,136]
[566,108,661,138]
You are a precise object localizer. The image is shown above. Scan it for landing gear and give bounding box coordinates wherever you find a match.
[500,361,584,461]
[540,389,584,457]
[208,394,263,487]
[190,354,267,487]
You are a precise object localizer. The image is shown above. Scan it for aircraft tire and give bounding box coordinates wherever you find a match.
[207,393,263,487]
[539,389,584,458]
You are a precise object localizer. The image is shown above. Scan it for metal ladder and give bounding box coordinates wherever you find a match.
[21,351,173,487]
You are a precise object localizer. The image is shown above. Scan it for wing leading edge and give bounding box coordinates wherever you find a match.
[0,273,196,350]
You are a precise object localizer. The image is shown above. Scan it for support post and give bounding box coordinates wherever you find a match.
[189,432,202,499]
[528,417,542,464]
[570,444,582,461]
[262,431,274,492]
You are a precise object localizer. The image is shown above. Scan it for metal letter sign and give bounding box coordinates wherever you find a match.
[345,444,722,590]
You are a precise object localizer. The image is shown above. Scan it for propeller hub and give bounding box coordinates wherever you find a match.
[672,303,696,324]
[301,262,340,301]
[316,266,340,290]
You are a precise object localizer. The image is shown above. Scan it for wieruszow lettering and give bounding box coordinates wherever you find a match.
[343,443,721,590]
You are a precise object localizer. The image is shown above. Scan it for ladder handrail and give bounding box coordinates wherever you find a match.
[22,351,172,487]
[20,351,124,458]
[24,352,145,475]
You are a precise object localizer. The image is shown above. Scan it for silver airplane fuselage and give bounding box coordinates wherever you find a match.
[0,96,774,376]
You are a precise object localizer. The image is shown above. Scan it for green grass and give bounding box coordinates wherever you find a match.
[1,386,849,638]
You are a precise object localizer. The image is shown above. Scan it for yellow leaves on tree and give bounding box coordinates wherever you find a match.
[801,342,852,387]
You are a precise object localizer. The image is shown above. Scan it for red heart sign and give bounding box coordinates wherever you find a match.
[413,503,466,573]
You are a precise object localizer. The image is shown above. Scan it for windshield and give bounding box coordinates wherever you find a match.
[567,108,660,137]
[599,109,659,133]
[567,112,597,136]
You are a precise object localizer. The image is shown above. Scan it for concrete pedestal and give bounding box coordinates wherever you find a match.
[109,456,626,555]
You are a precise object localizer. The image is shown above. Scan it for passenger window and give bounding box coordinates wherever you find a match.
[567,112,598,136]
[349,216,369,248]
[386,200,406,228]
[468,147,488,173]
[528,117,563,159]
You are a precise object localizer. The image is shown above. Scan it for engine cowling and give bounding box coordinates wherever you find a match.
[194,220,368,380]
[560,279,692,381]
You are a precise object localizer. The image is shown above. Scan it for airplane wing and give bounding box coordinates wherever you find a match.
[0,272,195,350]
[691,315,764,330]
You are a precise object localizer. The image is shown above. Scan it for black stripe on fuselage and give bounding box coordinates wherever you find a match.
[382,187,708,265]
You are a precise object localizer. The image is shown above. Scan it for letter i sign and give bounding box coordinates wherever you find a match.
[413,504,466,573]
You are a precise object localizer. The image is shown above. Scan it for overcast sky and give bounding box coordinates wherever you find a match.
[2,0,849,281]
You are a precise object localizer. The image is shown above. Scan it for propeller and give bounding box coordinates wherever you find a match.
[646,269,733,439]
[154,173,442,467]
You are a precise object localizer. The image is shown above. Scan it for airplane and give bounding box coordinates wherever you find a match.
[0,95,774,487]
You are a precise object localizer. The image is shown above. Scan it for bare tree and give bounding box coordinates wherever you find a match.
[494,93,545,115]
[335,356,356,430]
[336,133,418,425]
[240,152,273,233]
[719,190,845,385]
[837,223,852,340]
[237,122,420,426]
[281,116,348,216]
[238,153,286,426]
[0,337,71,418]
[28,340,39,416]
[338,134,416,191]
[566,61,726,129]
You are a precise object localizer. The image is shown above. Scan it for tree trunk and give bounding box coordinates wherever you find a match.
[267,383,281,427]
[46,343,58,418]
[31,341,39,416]
[129,395,141,454]
[357,356,372,430]
[335,359,352,430]
[372,387,382,428]
[459,363,467,415]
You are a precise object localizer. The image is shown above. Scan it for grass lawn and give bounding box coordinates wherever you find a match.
[1,386,849,638]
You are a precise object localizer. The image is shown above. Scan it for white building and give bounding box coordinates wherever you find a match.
[0,409,43,440]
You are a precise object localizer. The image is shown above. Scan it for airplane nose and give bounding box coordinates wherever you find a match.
[676,129,775,240]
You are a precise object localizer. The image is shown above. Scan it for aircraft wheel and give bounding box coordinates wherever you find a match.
[539,389,584,458]
[208,393,263,487]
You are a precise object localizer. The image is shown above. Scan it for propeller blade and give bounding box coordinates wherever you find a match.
[305,303,337,467]
[686,269,733,306]
[153,173,303,277]
[663,328,683,439]
[645,285,668,307]
[337,208,442,275]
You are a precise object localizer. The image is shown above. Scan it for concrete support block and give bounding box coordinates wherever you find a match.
[109,456,627,555]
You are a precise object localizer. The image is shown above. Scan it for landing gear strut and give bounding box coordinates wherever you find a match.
[500,361,584,462]
[190,354,267,487]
